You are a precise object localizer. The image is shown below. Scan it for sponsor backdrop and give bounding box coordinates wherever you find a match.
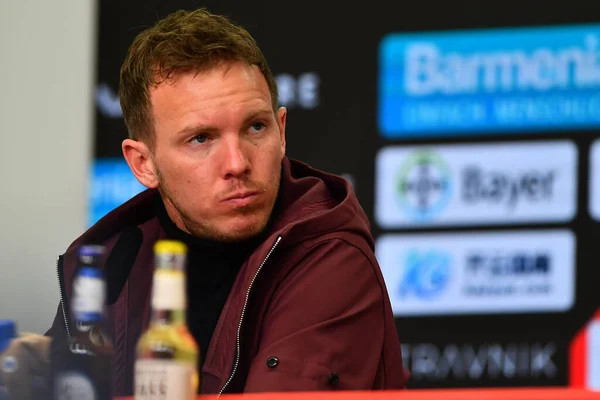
[92,0,600,390]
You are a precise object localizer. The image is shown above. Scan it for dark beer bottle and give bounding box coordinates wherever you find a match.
[51,245,113,400]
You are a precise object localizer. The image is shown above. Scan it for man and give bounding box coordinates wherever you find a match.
[46,7,409,396]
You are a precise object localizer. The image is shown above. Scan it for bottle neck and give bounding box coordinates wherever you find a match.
[73,318,105,332]
[151,269,186,326]
[150,309,186,326]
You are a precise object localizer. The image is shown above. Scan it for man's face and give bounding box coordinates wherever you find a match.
[147,62,286,242]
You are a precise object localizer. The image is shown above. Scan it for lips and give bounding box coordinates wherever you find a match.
[222,191,260,206]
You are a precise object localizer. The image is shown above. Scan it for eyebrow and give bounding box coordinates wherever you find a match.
[175,108,273,137]
[243,108,272,124]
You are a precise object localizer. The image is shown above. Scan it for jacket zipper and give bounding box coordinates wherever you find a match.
[56,255,71,338]
[217,235,282,396]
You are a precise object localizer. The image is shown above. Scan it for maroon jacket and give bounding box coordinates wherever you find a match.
[47,157,409,396]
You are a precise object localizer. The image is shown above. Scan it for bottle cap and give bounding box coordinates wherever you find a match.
[154,240,187,255]
[0,320,16,353]
[78,245,105,268]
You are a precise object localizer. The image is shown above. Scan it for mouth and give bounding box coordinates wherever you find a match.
[222,191,260,207]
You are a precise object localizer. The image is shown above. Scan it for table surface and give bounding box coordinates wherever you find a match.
[117,387,600,400]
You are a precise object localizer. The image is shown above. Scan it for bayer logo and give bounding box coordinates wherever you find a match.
[395,150,452,221]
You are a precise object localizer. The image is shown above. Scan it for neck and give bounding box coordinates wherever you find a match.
[162,194,191,235]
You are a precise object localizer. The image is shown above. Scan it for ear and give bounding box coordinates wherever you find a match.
[122,139,159,189]
[276,106,287,158]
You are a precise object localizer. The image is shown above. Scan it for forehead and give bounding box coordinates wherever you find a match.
[150,62,273,120]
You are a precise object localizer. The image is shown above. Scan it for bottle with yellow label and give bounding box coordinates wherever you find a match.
[134,240,199,400]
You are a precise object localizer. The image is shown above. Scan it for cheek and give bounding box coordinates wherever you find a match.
[254,144,281,178]
[171,167,214,210]
[159,156,209,193]
[261,138,284,164]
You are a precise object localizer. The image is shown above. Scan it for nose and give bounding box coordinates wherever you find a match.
[220,134,251,179]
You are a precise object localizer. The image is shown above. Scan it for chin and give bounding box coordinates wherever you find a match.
[216,215,269,242]
[216,228,262,243]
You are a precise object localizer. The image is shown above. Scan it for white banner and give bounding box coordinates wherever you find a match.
[376,230,576,316]
[375,141,578,228]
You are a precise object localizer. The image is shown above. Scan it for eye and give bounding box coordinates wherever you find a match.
[249,122,266,133]
[191,134,208,144]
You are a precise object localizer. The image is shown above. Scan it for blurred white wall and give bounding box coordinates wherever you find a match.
[0,0,96,333]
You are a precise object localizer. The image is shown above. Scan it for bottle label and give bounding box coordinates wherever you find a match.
[54,371,97,400]
[72,267,106,323]
[152,271,185,310]
[135,360,196,400]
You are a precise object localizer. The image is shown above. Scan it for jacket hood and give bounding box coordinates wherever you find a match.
[270,157,373,249]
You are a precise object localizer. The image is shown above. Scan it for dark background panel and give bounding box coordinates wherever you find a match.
[94,0,600,389]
